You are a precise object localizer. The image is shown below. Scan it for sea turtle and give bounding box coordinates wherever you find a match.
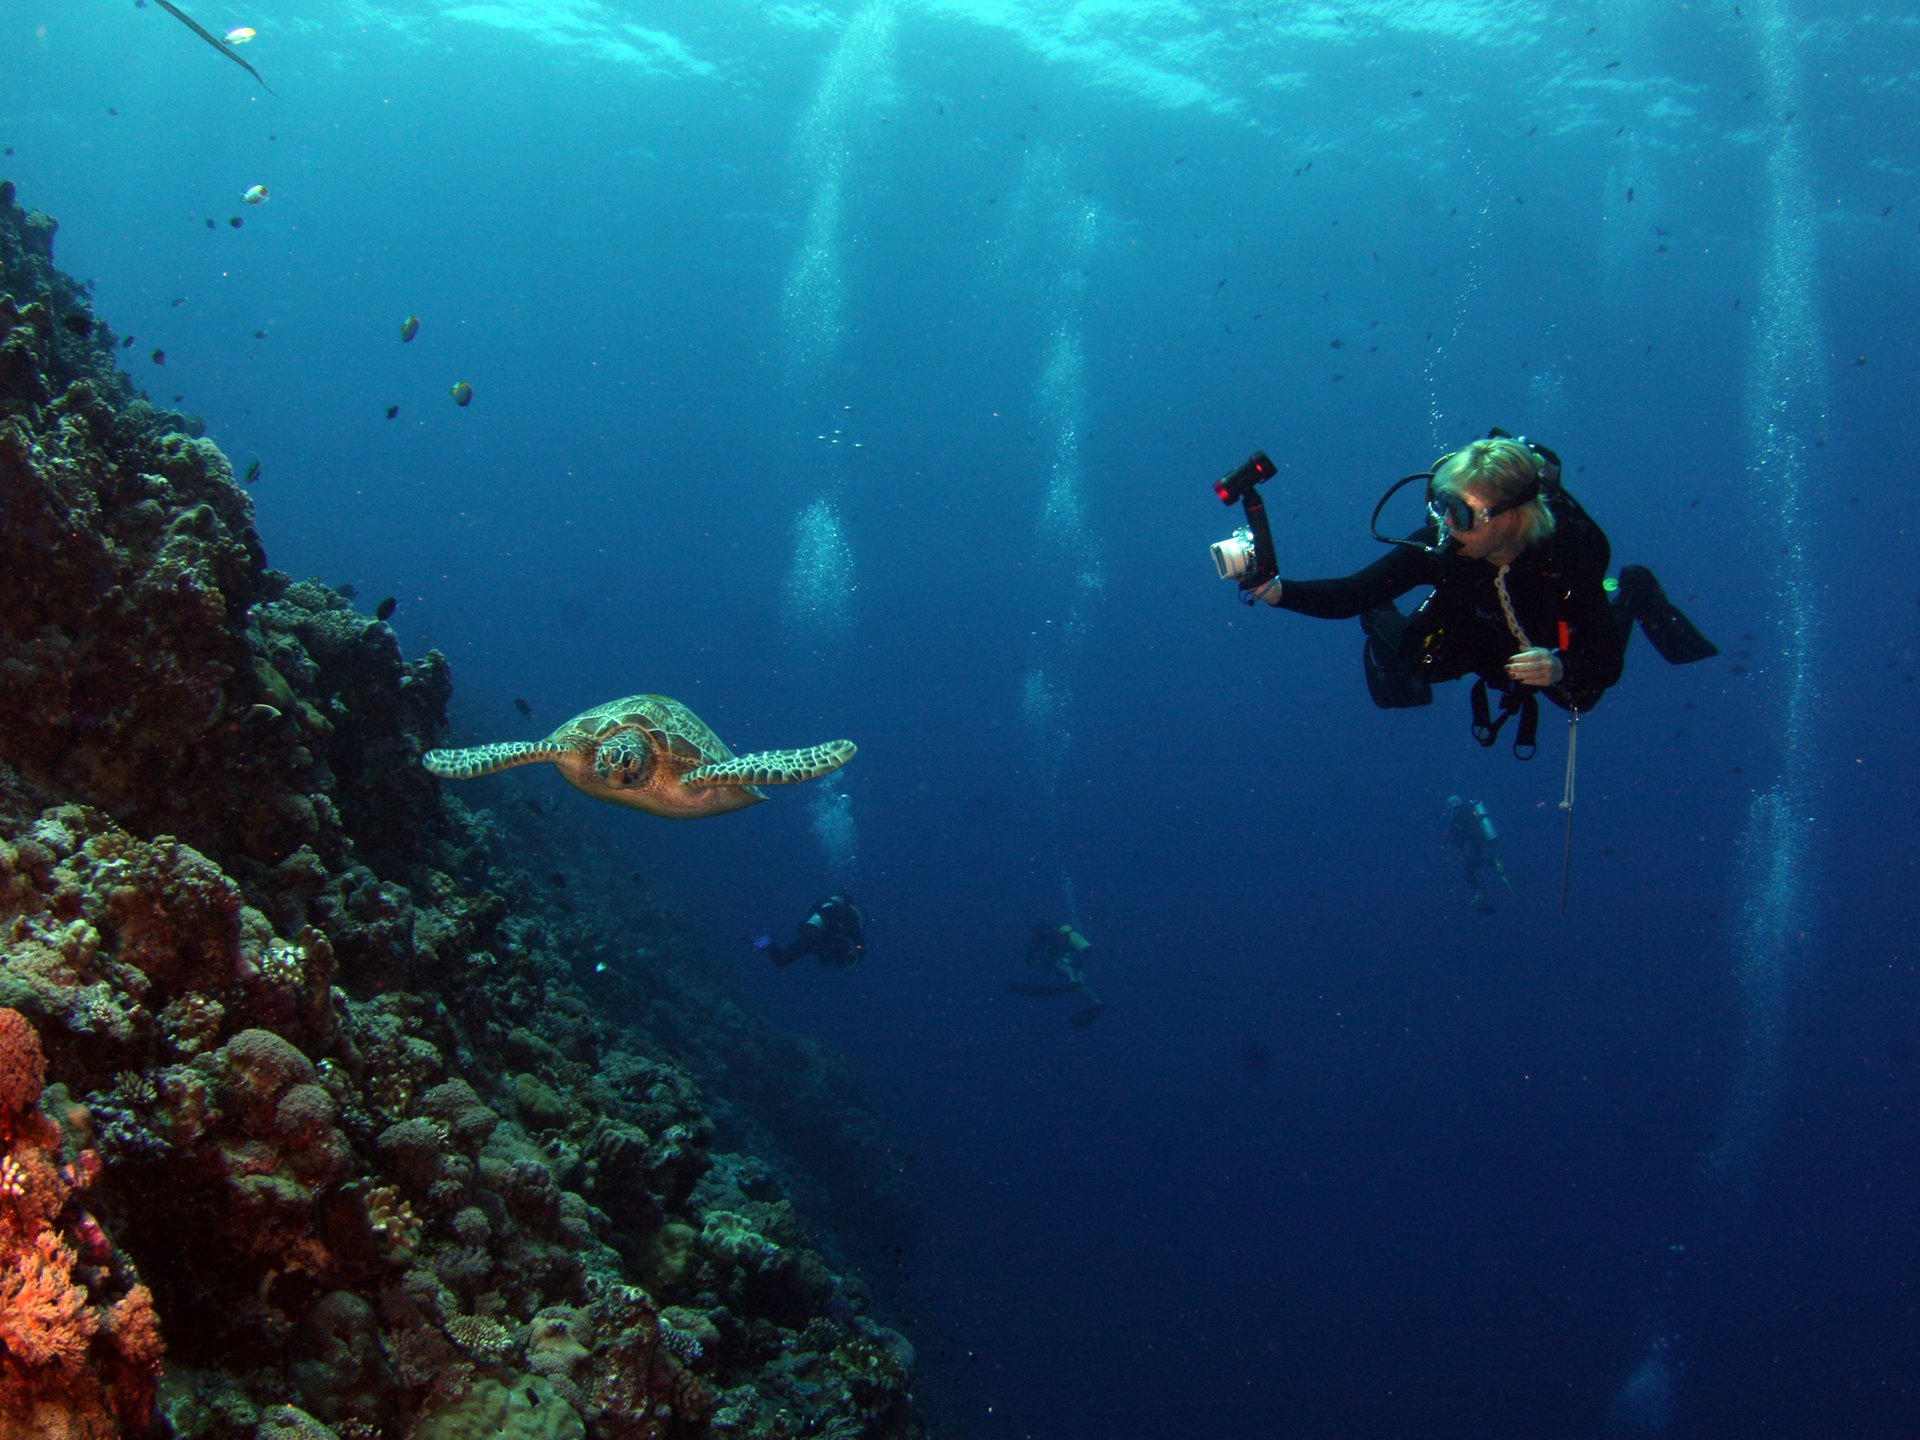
[422,694,855,819]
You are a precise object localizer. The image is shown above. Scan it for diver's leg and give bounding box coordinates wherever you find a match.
[773,933,817,967]
[1617,565,1719,664]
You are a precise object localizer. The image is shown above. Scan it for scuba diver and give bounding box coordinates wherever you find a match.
[752,893,867,969]
[1235,432,1717,757]
[1008,921,1109,1030]
[1445,795,1513,915]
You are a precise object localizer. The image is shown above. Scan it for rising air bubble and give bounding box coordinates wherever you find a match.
[783,496,855,640]
[809,774,858,881]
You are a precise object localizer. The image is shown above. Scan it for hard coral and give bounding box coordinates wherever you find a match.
[220,1027,316,1109]
[411,1376,584,1440]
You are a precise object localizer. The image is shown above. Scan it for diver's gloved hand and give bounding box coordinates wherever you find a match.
[1243,577,1284,607]
[1504,646,1564,687]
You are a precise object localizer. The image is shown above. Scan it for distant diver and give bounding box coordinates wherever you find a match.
[752,893,867,970]
[1444,795,1513,915]
[151,1,278,95]
[1009,922,1109,1030]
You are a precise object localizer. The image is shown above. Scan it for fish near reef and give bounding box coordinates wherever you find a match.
[400,315,420,343]
[514,697,533,719]
[450,380,472,406]
[243,459,261,484]
[385,405,399,419]
[421,693,856,819]
[242,184,269,205]
[375,596,397,621]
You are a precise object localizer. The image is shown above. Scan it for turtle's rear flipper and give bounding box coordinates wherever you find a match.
[424,741,569,780]
[684,740,857,787]
[1617,565,1719,664]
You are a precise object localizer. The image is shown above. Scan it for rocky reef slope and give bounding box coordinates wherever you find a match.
[0,180,924,1440]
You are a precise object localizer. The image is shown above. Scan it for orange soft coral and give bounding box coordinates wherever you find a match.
[0,1230,99,1369]
[0,1007,164,1433]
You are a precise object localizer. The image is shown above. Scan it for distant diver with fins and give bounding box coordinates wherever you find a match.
[150,1,278,95]
[1009,922,1109,1030]
[752,893,868,970]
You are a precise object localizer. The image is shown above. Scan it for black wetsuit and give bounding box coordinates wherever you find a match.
[767,894,867,969]
[1277,488,1625,715]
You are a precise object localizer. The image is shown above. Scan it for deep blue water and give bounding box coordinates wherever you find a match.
[7,3,1919,1437]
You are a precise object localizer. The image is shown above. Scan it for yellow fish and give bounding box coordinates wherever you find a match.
[242,184,269,205]
[224,26,256,44]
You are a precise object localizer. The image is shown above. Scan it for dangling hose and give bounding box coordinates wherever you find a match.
[1558,712,1580,916]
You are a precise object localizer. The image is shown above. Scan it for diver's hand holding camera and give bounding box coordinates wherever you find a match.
[1208,450,1280,603]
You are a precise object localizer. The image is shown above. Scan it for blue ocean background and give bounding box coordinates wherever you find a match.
[6,2,1917,1437]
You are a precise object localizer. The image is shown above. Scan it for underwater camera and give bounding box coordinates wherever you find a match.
[1209,450,1278,587]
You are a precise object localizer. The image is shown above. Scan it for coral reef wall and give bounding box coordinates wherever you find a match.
[0,181,925,1440]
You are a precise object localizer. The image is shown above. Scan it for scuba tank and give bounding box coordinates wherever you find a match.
[1470,801,1497,846]
[1058,924,1092,955]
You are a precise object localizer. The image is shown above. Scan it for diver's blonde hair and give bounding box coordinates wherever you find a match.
[1432,437,1555,549]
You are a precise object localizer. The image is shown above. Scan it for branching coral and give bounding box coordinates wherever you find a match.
[364,1184,423,1260]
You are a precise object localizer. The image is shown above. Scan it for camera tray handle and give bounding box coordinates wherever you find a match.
[1237,487,1278,592]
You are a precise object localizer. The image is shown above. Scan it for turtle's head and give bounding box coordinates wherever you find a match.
[593,730,654,789]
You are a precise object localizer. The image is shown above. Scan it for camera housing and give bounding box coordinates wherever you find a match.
[1211,526,1258,580]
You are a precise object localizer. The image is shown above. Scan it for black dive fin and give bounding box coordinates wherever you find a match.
[1618,565,1719,665]
[1069,1001,1111,1030]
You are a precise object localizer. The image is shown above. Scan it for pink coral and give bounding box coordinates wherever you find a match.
[106,1283,165,1369]
[0,1006,48,1133]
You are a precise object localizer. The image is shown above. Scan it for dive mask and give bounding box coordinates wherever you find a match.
[1371,454,1543,552]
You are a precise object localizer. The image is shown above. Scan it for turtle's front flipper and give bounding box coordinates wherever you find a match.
[424,741,570,780]
[684,740,856,788]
